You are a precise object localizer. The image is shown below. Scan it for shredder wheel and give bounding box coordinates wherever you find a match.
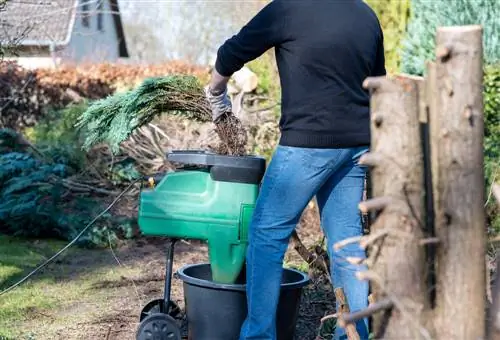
[139,298,182,322]
[136,313,181,340]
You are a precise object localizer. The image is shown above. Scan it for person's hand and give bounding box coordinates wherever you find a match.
[204,86,232,122]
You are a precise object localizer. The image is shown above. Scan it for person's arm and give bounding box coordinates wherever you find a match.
[211,1,286,86]
[206,1,286,121]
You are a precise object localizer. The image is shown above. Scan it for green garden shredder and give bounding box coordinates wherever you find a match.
[135,150,266,340]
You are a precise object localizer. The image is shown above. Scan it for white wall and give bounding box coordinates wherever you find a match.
[58,0,121,63]
[3,57,61,69]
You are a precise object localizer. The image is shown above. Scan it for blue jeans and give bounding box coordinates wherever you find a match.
[239,145,370,340]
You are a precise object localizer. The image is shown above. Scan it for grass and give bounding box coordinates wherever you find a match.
[0,235,83,338]
[0,235,144,340]
[0,236,65,328]
[0,219,335,339]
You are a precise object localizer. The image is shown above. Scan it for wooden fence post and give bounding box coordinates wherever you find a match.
[489,184,500,340]
[337,74,431,339]
[431,25,486,340]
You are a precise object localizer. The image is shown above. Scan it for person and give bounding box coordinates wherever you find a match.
[205,1,386,339]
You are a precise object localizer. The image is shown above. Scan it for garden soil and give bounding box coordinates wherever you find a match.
[13,205,334,340]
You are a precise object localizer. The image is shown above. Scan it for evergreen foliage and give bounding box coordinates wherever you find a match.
[25,102,90,170]
[0,146,74,239]
[401,0,500,76]
[76,75,211,153]
[0,128,133,247]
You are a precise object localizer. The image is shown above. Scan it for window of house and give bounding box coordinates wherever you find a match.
[82,1,89,27]
[97,0,103,31]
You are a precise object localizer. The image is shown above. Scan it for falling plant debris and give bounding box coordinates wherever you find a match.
[75,75,247,156]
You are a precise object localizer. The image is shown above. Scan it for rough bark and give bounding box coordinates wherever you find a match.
[426,61,439,310]
[487,183,500,340]
[359,75,430,339]
[431,25,486,340]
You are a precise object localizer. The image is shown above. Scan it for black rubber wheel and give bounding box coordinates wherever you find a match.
[136,313,181,340]
[139,298,182,322]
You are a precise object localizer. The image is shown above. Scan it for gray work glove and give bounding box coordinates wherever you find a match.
[204,86,232,122]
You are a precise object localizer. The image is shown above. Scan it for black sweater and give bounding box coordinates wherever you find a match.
[215,0,386,149]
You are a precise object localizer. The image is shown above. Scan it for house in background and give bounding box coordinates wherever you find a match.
[1,0,129,69]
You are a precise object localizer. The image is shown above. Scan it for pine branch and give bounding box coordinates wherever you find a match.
[75,75,247,156]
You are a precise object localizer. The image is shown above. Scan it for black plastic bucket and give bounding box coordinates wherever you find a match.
[176,263,310,340]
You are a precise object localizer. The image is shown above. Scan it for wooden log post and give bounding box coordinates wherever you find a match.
[489,184,500,340]
[430,25,486,340]
[348,74,430,339]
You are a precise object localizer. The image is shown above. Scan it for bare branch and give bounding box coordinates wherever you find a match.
[359,152,384,168]
[346,257,365,265]
[359,229,390,249]
[333,236,362,252]
[338,298,394,328]
[419,237,441,246]
[358,196,392,214]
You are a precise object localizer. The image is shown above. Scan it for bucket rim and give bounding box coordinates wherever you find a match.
[176,262,311,291]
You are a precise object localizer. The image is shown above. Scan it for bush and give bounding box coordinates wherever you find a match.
[0,150,77,239]
[364,0,411,74]
[0,128,135,248]
[400,0,500,76]
[0,61,112,130]
[484,64,500,232]
[24,102,90,170]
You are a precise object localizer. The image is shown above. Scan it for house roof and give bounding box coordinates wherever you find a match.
[1,0,129,57]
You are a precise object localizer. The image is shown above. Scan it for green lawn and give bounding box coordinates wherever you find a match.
[0,235,144,340]
[0,236,82,338]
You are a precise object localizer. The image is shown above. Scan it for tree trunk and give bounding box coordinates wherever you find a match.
[431,25,486,340]
[359,74,430,339]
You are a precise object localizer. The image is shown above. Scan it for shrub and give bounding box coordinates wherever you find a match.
[484,64,500,232]
[364,0,411,74]
[400,0,500,76]
[0,61,112,130]
[0,128,134,248]
[24,102,90,171]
